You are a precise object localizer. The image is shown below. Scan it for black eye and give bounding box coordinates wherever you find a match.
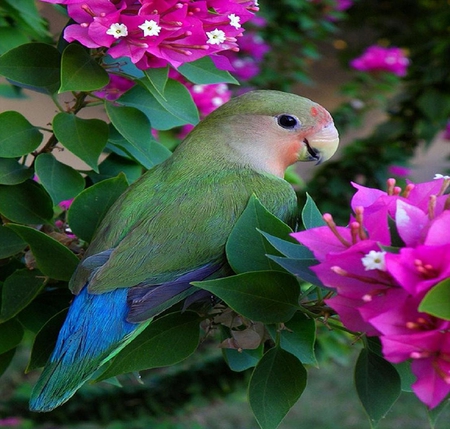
[277,114,299,129]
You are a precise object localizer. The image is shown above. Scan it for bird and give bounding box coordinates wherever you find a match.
[29,89,339,412]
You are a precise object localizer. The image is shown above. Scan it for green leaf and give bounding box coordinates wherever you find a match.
[67,173,129,242]
[27,309,67,372]
[177,57,239,84]
[195,271,300,324]
[0,111,43,157]
[226,195,293,274]
[0,318,24,354]
[0,180,53,224]
[105,104,171,169]
[267,255,322,286]
[0,28,29,55]
[141,77,199,125]
[97,311,201,381]
[249,347,306,429]
[0,225,26,258]
[223,344,263,372]
[89,153,143,184]
[0,269,45,322]
[59,43,109,93]
[354,349,401,426]
[301,193,326,229]
[419,278,450,320]
[143,67,169,98]
[0,158,33,185]
[53,113,109,172]
[5,224,79,281]
[258,231,313,259]
[0,348,16,378]
[118,79,199,130]
[0,42,61,94]
[35,153,85,205]
[267,312,317,366]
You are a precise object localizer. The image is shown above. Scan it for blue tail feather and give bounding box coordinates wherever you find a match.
[29,287,137,412]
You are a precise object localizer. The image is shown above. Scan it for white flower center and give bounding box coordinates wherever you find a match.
[106,23,128,39]
[361,250,387,271]
[206,29,226,45]
[139,20,161,37]
[228,14,241,29]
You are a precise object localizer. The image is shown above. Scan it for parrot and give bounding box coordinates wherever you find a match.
[29,89,339,412]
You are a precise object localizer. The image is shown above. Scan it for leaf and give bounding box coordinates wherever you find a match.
[118,79,199,130]
[97,311,201,380]
[53,113,109,172]
[354,349,401,426]
[105,105,171,169]
[59,43,109,93]
[223,345,263,372]
[27,309,68,372]
[226,195,293,274]
[249,347,307,429]
[301,193,326,229]
[140,77,199,125]
[177,57,239,84]
[419,278,450,320]
[0,269,45,322]
[267,312,317,366]
[267,255,323,286]
[427,397,450,429]
[0,158,33,185]
[6,224,79,281]
[143,67,169,98]
[0,225,26,258]
[67,173,129,242]
[89,153,143,184]
[35,153,85,205]
[0,42,61,94]
[258,231,314,259]
[0,348,16,378]
[194,271,300,324]
[0,111,43,157]
[0,180,54,224]
[0,318,24,354]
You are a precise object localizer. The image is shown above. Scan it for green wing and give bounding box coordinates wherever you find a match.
[70,161,297,295]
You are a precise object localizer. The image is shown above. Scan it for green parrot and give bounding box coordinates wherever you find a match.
[29,89,339,412]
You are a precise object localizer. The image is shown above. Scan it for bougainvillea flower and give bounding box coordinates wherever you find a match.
[41,0,259,70]
[385,244,450,296]
[350,45,409,77]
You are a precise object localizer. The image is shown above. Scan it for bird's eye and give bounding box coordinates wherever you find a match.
[277,114,300,130]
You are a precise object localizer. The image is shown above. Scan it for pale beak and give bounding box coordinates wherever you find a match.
[298,122,339,165]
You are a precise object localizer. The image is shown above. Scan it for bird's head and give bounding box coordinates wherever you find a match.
[183,90,339,178]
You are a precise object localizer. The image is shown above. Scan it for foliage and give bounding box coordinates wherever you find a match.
[307,0,450,222]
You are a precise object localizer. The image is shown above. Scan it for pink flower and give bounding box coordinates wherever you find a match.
[350,45,409,77]
[293,176,450,408]
[41,0,259,70]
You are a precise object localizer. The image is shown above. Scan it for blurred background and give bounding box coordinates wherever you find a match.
[1,0,450,428]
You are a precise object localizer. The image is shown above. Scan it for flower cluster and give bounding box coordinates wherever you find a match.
[293,175,450,408]
[223,15,270,81]
[40,0,258,69]
[350,45,409,77]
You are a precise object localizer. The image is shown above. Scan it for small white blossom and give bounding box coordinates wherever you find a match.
[434,173,450,180]
[361,250,387,271]
[206,29,226,45]
[139,20,161,37]
[106,23,128,39]
[228,14,241,29]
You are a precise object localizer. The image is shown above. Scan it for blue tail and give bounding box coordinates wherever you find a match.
[29,287,138,412]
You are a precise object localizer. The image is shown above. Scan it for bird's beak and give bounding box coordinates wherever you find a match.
[298,122,339,165]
